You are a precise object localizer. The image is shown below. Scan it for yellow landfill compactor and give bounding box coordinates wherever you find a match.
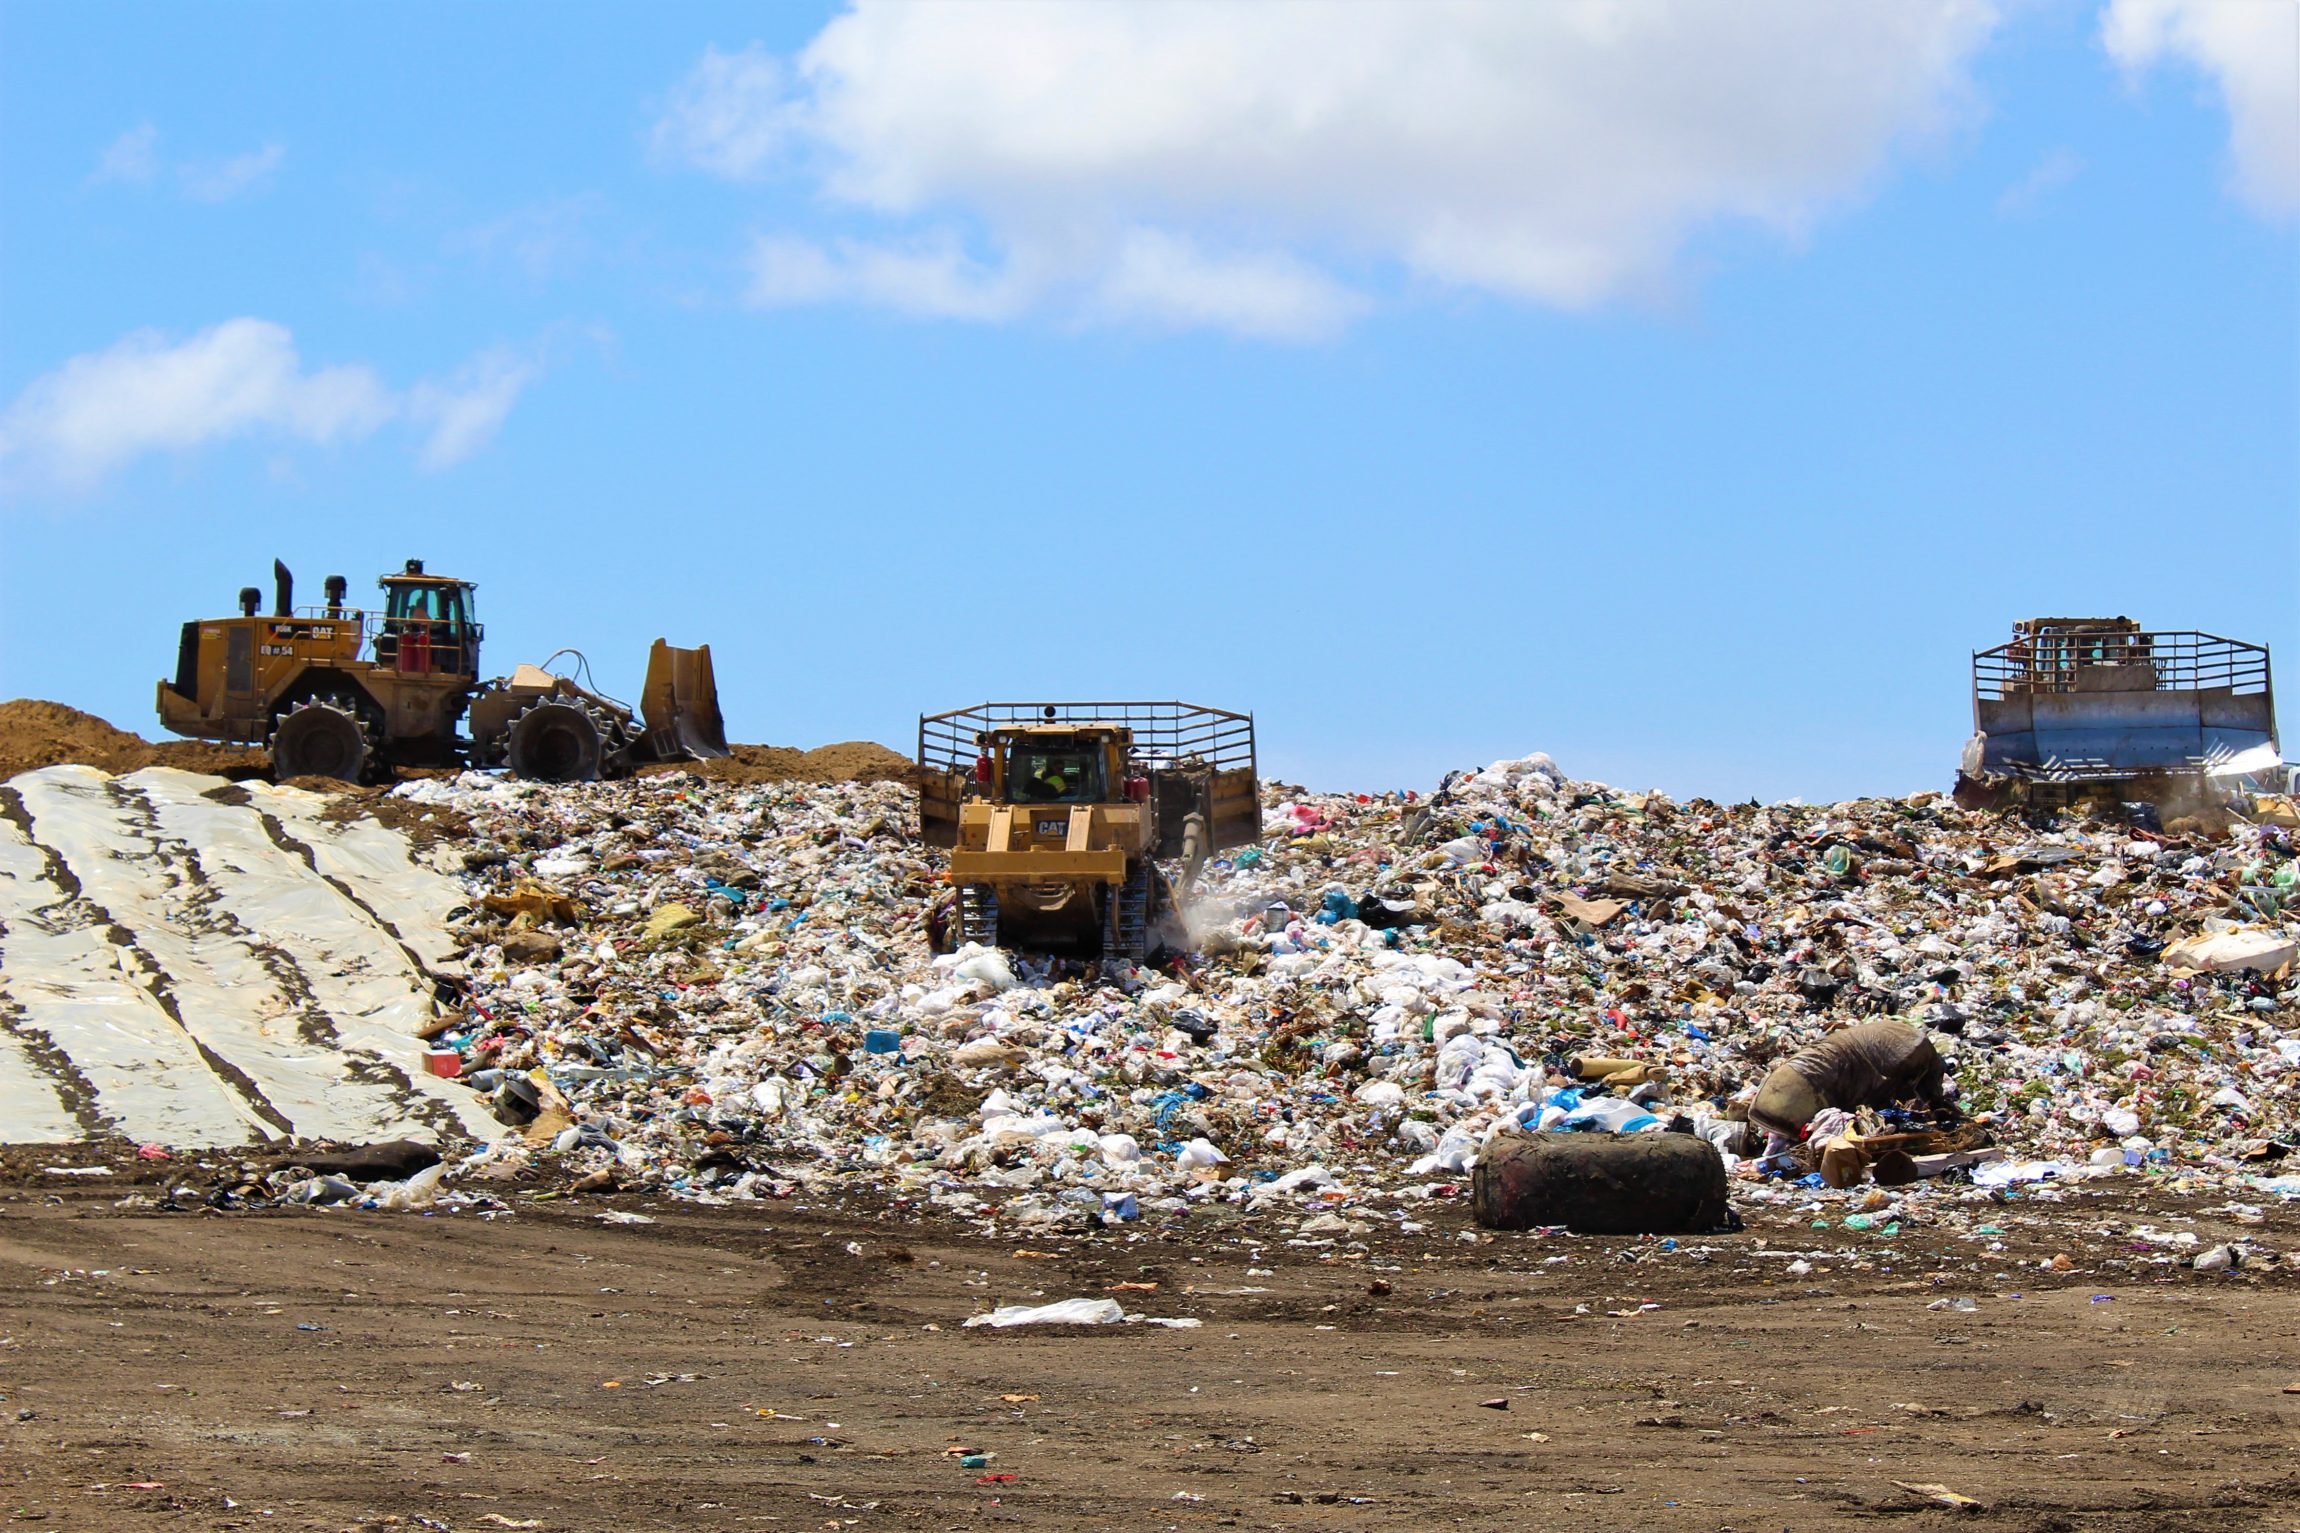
[157,557,728,783]
[917,702,1259,958]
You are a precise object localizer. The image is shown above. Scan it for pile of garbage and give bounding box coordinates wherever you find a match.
[396,755,2299,1229]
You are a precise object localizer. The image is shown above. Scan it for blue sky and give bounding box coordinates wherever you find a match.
[2,0,2293,802]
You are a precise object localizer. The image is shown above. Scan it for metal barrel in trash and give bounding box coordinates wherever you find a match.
[1471,1129,1731,1235]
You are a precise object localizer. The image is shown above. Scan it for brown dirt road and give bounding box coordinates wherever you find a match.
[3,1176,2296,1533]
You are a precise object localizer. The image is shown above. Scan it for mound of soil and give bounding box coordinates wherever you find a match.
[0,700,156,778]
[640,740,915,786]
[148,740,269,778]
[2,698,908,795]
[0,700,268,782]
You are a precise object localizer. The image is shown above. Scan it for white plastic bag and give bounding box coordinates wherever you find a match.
[965,1298,1127,1328]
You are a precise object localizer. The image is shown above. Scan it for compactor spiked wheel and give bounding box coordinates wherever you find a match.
[958,884,1000,949]
[504,695,622,783]
[269,696,371,783]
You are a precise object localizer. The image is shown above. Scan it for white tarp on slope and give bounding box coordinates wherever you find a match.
[0,765,498,1147]
[0,782,265,1145]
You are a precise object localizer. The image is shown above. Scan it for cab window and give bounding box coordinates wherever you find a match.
[434,585,468,640]
[386,583,468,637]
[1009,747,1102,804]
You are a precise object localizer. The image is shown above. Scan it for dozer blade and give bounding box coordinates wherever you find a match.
[638,639,730,761]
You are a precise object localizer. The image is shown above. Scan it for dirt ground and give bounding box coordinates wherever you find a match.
[4,1164,2296,1533]
[634,741,915,787]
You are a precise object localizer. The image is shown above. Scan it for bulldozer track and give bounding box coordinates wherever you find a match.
[1106,861,1151,959]
[958,884,999,948]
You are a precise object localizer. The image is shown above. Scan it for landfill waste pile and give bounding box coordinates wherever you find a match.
[386,753,2299,1244]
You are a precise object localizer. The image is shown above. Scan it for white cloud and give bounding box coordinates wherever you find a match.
[2103,0,2299,218]
[1086,230,1367,340]
[89,124,286,202]
[451,194,609,280]
[1996,146,2085,216]
[0,320,390,492]
[661,1,2003,337]
[653,43,795,180]
[91,123,159,186]
[746,231,1027,319]
[406,347,542,471]
[177,143,286,203]
[0,320,546,493]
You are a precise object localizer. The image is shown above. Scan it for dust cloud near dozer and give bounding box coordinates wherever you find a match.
[155,557,729,783]
[916,702,1259,960]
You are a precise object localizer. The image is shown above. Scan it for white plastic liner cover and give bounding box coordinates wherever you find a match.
[0,766,498,1147]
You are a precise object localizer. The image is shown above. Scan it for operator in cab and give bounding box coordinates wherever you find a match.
[1015,746,1097,804]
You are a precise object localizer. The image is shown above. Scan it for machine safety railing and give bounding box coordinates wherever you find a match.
[274,605,487,676]
[1973,631,2270,701]
[282,605,486,645]
[919,701,1256,779]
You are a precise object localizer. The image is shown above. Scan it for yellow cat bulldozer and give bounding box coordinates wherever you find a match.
[916,702,1259,959]
[156,558,728,782]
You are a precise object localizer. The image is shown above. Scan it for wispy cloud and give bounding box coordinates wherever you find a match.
[1085,231,1368,341]
[89,123,286,203]
[651,43,794,180]
[746,231,1028,321]
[1996,147,2084,216]
[178,143,286,203]
[90,123,160,187]
[450,194,609,281]
[406,346,543,470]
[0,319,553,495]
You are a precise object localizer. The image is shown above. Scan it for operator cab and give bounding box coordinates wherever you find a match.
[375,558,481,677]
[978,724,1133,806]
[1008,738,1106,804]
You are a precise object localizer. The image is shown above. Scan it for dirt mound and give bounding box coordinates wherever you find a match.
[639,740,915,786]
[148,740,269,778]
[1,699,911,792]
[0,700,161,779]
[796,740,915,781]
[0,700,269,782]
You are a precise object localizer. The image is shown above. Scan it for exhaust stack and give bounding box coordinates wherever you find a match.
[273,560,294,618]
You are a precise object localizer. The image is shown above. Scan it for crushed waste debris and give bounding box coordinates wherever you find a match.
[391,751,2298,1254]
[6,726,2295,1270]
